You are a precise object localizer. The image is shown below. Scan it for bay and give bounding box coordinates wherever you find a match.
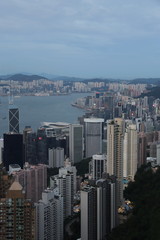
[0,93,91,137]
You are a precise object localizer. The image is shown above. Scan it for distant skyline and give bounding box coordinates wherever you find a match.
[1,0,160,79]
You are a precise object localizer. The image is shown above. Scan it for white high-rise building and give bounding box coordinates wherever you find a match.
[89,154,107,180]
[69,124,83,164]
[84,118,104,158]
[50,167,74,219]
[107,118,124,206]
[156,142,160,165]
[64,159,77,194]
[35,188,63,240]
[123,124,138,180]
[48,147,64,168]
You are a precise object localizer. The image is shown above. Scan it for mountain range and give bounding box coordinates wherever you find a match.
[0,73,160,85]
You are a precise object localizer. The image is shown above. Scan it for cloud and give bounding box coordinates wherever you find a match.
[1,0,160,39]
[1,0,160,77]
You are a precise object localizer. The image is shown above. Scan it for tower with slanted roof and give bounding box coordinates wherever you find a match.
[0,180,35,239]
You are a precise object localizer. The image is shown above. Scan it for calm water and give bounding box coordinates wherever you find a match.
[0,93,91,137]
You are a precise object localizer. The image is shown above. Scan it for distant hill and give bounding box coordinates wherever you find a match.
[140,86,160,99]
[0,73,85,82]
[40,73,84,81]
[0,74,48,82]
[129,78,160,85]
[0,74,12,80]
[83,78,125,83]
[51,77,160,84]
[51,76,85,82]
[1,73,160,85]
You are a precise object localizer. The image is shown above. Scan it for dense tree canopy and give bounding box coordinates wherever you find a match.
[109,164,160,240]
[74,157,91,176]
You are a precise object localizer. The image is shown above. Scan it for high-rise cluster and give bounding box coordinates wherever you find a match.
[1,86,160,239]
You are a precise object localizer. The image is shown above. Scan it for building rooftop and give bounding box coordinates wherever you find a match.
[82,185,95,192]
[84,118,104,123]
[9,164,21,169]
[41,122,70,129]
[9,181,23,191]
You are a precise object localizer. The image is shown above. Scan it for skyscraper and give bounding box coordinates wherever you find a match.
[107,118,124,206]
[9,105,19,133]
[24,130,37,164]
[81,186,97,240]
[37,129,47,164]
[123,124,138,180]
[138,132,147,167]
[0,180,35,239]
[84,118,104,158]
[81,177,117,240]
[48,147,64,168]
[0,138,3,164]
[35,188,63,240]
[157,142,160,165]
[64,159,77,194]
[50,167,74,219]
[89,154,107,180]
[13,163,47,203]
[69,124,83,164]
[96,177,117,237]
[3,133,24,171]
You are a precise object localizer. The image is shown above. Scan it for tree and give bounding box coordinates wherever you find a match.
[109,165,160,240]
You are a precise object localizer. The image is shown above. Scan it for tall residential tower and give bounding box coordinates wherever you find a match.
[107,118,124,206]
[123,123,138,180]
[69,124,83,164]
[0,180,35,239]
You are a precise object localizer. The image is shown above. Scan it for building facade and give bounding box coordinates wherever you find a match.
[84,118,104,158]
[13,163,47,203]
[69,124,83,164]
[0,180,35,239]
[0,167,13,198]
[9,105,19,133]
[81,177,117,240]
[35,188,63,240]
[89,154,107,180]
[50,167,74,219]
[123,124,138,180]
[48,147,64,168]
[3,133,24,170]
[107,118,124,206]
[81,186,97,240]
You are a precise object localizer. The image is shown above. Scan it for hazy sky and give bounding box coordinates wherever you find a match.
[0,0,160,79]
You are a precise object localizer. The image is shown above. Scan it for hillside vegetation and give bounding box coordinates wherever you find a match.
[109,164,160,240]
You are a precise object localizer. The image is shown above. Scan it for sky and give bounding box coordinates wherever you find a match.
[0,0,160,79]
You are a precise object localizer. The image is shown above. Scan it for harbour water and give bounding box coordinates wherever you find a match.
[0,93,91,137]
